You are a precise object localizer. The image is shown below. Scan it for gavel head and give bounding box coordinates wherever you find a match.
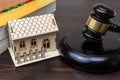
[82,3,116,42]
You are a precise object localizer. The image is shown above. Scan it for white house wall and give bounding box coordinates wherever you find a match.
[13,32,57,57]
[8,26,15,53]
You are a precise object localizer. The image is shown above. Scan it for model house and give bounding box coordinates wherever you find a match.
[8,13,59,67]
[0,0,56,55]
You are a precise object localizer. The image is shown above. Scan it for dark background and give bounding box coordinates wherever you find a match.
[0,0,120,80]
[55,0,120,41]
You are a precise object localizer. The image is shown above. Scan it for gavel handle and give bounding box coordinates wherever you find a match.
[109,24,120,33]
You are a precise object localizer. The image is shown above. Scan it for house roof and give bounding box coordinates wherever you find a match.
[8,13,59,40]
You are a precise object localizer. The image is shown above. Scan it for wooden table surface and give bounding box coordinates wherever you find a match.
[0,0,120,80]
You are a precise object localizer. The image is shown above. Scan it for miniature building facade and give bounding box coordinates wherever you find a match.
[8,13,59,67]
[13,33,56,57]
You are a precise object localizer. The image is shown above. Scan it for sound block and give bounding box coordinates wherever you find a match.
[59,30,120,74]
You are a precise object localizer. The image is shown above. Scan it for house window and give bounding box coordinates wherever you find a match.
[31,38,37,46]
[20,41,25,48]
[14,47,16,52]
[43,39,50,49]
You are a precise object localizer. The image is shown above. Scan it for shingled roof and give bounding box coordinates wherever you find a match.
[8,13,59,40]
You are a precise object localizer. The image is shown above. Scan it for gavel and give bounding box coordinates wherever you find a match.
[83,3,120,42]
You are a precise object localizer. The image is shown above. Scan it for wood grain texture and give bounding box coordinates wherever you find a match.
[0,0,120,80]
